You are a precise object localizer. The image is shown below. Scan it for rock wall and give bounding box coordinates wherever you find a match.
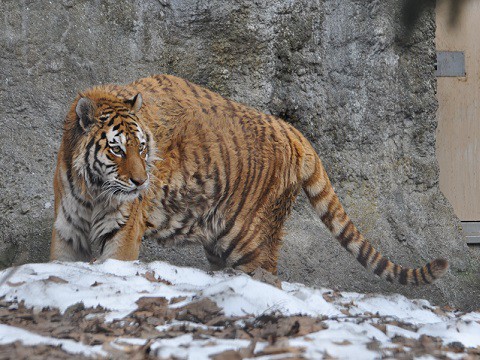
[1,0,478,309]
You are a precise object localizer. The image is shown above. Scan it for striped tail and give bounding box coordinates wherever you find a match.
[302,156,448,285]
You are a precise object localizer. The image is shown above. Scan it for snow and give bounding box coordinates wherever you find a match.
[0,259,479,359]
[0,324,106,357]
[341,292,443,325]
[149,334,251,360]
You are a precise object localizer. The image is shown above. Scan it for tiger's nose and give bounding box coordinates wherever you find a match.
[130,176,147,187]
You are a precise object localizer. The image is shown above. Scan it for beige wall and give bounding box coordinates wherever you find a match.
[436,0,480,221]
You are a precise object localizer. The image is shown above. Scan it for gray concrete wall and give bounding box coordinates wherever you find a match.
[1,0,478,310]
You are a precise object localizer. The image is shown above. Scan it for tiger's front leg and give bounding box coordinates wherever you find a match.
[95,201,147,261]
[51,226,92,262]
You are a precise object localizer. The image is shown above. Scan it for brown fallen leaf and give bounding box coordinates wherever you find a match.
[6,281,26,287]
[46,276,68,284]
[210,349,248,360]
[176,298,223,323]
[334,340,352,346]
[322,293,335,303]
[169,296,188,304]
[143,271,172,285]
[251,267,282,289]
[256,345,305,356]
[371,323,387,334]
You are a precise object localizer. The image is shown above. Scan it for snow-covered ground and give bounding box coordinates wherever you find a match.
[0,260,479,359]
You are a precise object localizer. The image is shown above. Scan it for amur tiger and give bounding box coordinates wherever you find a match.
[51,74,448,285]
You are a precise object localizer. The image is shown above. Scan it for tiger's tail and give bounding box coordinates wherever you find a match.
[302,154,448,285]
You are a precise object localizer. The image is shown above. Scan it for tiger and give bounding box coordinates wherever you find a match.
[50,74,448,285]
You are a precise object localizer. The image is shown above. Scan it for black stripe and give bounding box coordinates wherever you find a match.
[340,232,357,249]
[225,144,279,259]
[399,268,409,285]
[84,138,101,186]
[356,241,369,267]
[91,207,119,225]
[202,89,213,100]
[184,78,200,98]
[93,141,106,177]
[99,228,121,254]
[61,202,86,234]
[420,266,430,284]
[216,130,250,243]
[221,125,272,261]
[277,121,295,174]
[232,248,260,269]
[216,131,241,206]
[373,258,388,276]
[211,165,222,201]
[337,221,354,247]
[412,269,419,286]
[310,185,330,206]
[426,262,435,278]
[171,210,194,237]
[364,243,374,267]
[108,114,119,127]
[320,197,338,223]
[66,166,92,209]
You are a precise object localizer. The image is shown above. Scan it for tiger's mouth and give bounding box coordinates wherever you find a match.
[100,177,150,201]
[121,178,150,195]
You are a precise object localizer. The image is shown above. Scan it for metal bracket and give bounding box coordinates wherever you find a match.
[435,51,465,77]
[461,222,480,244]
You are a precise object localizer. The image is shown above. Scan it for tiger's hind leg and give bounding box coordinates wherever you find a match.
[208,216,283,275]
[232,237,283,275]
[204,246,227,271]
[223,184,301,275]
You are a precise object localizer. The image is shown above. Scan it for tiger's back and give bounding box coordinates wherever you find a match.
[51,74,448,285]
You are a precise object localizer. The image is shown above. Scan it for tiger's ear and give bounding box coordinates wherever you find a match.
[75,97,95,131]
[126,93,142,114]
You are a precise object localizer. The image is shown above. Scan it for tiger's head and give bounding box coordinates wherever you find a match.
[70,90,155,202]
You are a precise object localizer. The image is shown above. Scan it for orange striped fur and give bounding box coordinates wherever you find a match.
[51,74,448,285]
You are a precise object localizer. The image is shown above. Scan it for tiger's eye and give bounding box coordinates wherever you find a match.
[110,146,124,156]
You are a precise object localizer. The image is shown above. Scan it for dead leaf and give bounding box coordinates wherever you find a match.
[169,296,188,304]
[46,276,68,284]
[210,349,245,360]
[176,298,223,323]
[251,268,282,289]
[257,345,305,356]
[371,323,387,334]
[334,340,352,346]
[322,293,335,303]
[143,271,172,285]
[6,281,26,287]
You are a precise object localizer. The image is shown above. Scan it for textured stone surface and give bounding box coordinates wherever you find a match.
[1,0,478,309]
